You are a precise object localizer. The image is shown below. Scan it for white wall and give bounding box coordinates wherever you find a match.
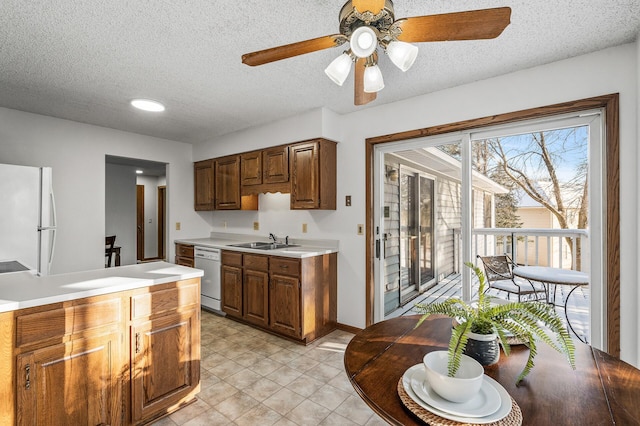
[0,108,210,274]
[195,42,639,366]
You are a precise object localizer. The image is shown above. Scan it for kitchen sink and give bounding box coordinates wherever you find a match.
[227,242,299,250]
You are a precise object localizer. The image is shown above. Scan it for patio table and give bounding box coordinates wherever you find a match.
[512,266,589,342]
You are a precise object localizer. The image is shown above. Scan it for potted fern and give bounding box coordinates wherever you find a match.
[415,261,576,384]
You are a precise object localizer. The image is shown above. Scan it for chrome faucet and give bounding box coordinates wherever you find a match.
[269,233,277,244]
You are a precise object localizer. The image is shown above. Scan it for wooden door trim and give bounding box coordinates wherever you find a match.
[365,93,620,357]
[136,185,145,261]
[157,186,166,260]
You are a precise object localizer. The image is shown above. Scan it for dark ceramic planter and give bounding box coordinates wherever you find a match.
[464,332,500,366]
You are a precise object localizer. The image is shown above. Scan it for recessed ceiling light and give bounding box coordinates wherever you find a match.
[131,99,165,112]
[136,170,143,174]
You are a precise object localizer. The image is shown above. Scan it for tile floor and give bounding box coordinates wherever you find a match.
[152,310,387,426]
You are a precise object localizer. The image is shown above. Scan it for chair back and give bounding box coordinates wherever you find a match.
[105,235,116,267]
[477,255,513,282]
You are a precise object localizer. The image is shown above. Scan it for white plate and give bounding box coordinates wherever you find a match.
[402,364,513,424]
[410,367,500,417]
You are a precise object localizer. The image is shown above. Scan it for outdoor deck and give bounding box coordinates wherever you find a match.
[387,273,590,343]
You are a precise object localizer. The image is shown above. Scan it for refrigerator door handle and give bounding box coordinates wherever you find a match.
[48,228,56,274]
[50,190,57,228]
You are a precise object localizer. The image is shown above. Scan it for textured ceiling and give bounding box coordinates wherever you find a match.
[1,1,639,144]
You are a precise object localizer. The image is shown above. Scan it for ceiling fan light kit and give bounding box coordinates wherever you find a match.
[242,1,511,106]
[385,40,419,72]
[324,51,355,86]
[363,64,384,93]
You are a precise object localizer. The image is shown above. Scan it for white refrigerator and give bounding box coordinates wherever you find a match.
[0,163,57,275]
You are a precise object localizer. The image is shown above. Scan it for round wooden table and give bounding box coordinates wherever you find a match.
[344,315,640,425]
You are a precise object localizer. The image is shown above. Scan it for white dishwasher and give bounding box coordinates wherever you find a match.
[194,246,224,315]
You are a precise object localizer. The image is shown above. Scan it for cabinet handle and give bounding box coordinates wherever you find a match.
[135,332,141,354]
[280,265,289,269]
[25,364,30,389]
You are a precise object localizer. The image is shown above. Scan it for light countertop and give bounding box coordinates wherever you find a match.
[0,261,203,313]
[175,232,339,258]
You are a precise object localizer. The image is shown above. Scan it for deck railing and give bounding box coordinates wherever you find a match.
[471,228,590,272]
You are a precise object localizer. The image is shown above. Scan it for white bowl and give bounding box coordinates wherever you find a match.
[423,351,484,403]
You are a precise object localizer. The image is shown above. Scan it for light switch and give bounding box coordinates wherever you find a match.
[175,222,181,230]
[346,195,352,206]
[302,223,308,233]
[253,221,260,231]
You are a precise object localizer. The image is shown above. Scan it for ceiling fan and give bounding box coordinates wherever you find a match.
[242,0,511,106]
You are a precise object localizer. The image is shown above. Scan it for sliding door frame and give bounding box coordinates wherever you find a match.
[365,93,620,356]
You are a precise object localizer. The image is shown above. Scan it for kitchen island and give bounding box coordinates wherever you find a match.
[0,262,203,425]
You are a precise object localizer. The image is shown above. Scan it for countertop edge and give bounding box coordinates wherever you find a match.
[0,262,203,313]
[175,238,339,258]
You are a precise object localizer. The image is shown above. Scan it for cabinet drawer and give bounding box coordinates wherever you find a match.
[176,256,194,267]
[131,281,199,320]
[244,254,268,271]
[270,257,300,277]
[222,250,243,267]
[176,243,194,258]
[16,298,121,348]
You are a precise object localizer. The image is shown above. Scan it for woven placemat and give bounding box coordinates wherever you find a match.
[397,379,523,426]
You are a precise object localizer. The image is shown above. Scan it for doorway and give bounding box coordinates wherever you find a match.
[105,156,167,266]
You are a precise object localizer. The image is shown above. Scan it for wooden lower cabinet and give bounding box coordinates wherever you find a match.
[221,251,243,317]
[16,331,123,425]
[131,309,200,423]
[243,255,269,328]
[222,251,337,344]
[269,273,300,338]
[5,279,201,425]
[175,243,195,267]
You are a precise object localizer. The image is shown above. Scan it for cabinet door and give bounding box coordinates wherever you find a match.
[16,332,123,426]
[131,310,200,423]
[269,274,301,338]
[290,141,319,209]
[244,268,269,327]
[263,146,289,184]
[241,151,262,186]
[194,160,215,210]
[215,155,241,209]
[221,264,243,317]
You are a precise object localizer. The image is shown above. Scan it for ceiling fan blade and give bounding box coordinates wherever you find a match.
[394,7,511,43]
[354,58,376,106]
[353,0,385,15]
[242,34,347,66]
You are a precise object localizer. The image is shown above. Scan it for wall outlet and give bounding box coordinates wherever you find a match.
[357,224,364,235]
[253,221,259,231]
[345,195,352,206]
[302,223,308,233]
[175,222,181,231]
[223,221,227,229]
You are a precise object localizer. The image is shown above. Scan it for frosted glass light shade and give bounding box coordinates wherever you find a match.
[324,53,353,86]
[363,65,384,93]
[386,41,418,71]
[350,26,377,58]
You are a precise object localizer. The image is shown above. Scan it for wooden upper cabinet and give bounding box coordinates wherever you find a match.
[194,159,214,211]
[241,151,262,186]
[263,145,289,184]
[215,155,241,209]
[290,139,337,210]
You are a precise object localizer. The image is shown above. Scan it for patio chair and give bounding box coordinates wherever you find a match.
[476,254,547,302]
